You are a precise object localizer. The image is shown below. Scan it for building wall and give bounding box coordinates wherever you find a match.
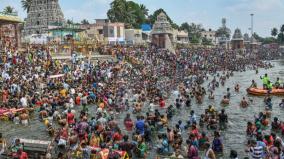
[125,29,143,44]
[79,21,125,44]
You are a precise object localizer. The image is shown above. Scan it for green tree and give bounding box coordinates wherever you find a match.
[188,23,203,41]
[202,37,212,45]
[139,4,149,16]
[191,36,200,44]
[216,27,231,38]
[180,22,190,31]
[21,0,32,13]
[107,0,147,29]
[67,19,73,24]
[3,6,15,14]
[81,19,90,25]
[180,22,203,43]
[271,28,278,37]
[280,24,284,33]
[262,37,276,44]
[278,33,284,44]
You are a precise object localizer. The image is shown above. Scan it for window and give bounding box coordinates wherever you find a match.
[37,21,40,25]
[98,29,103,34]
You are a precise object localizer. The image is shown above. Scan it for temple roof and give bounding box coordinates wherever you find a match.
[232,28,243,41]
[151,12,173,35]
[0,13,22,25]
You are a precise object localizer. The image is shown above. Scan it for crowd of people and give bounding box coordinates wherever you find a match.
[0,45,283,159]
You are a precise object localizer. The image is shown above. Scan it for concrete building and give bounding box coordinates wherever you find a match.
[80,19,125,45]
[103,22,125,44]
[24,0,65,36]
[201,29,218,45]
[125,29,143,45]
[174,30,189,44]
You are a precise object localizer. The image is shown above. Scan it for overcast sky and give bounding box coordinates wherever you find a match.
[1,0,284,37]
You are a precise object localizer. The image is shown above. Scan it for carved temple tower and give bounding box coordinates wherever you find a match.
[231,28,244,50]
[23,0,65,35]
[151,12,175,53]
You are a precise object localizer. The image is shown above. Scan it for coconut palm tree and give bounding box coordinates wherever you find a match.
[281,24,284,33]
[271,28,278,37]
[21,0,32,13]
[3,6,15,14]
[107,0,127,22]
[139,4,149,16]
[81,19,90,25]
[66,19,73,24]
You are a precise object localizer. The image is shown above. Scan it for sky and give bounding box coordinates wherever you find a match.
[1,0,284,37]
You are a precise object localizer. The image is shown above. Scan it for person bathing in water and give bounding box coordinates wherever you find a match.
[240,97,249,108]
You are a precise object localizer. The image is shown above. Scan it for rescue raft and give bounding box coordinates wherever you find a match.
[247,87,284,96]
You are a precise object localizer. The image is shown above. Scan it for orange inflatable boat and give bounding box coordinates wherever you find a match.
[247,87,284,96]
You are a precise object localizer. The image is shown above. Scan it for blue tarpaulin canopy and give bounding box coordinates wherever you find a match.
[141,24,152,31]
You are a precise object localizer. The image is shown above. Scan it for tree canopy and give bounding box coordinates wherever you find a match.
[216,26,231,38]
[107,0,148,29]
[271,28,278,37]
[180,22,204,43]
[2,6,15,15]
[21,0,32,13]
[270,24,284,44]
[81,19,90,25]
[67,19,73,25]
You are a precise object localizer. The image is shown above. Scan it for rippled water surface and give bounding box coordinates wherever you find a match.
[0,60,284,158]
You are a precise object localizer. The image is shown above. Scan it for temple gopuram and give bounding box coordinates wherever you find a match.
[231,28,244,50]
[23,0,65,35]
[151,12,175,53]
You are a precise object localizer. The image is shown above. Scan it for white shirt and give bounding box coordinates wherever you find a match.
[70,88,75,95]
[69,98,74,108]
[20,97,28,107]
